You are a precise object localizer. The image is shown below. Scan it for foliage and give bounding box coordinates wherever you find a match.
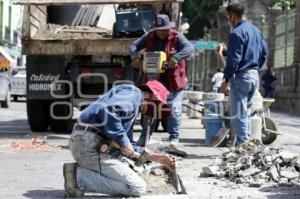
[268,0,296,9]
[182,0,223,40]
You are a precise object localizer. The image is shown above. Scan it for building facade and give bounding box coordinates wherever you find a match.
[0,0,23,66]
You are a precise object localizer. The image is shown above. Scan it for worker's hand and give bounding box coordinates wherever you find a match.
[150,153,176,172]
[168,59,177,69]
[131,58,141,69]
[220,80,229,93]
[216,43,227,56]
[121,144,135,158]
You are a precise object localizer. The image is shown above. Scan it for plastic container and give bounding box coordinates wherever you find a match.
[187,102,202,119]
[250,116,262,141]
[204,114,222,145]
[251,90,263,112]
[202,93,225,101]
[204,100,226,115]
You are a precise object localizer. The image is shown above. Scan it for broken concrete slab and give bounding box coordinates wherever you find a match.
[279,151,298,163]
[201,139,300,187]
[202,166,219,176]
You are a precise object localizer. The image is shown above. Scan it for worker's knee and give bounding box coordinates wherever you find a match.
[128,178,146,197]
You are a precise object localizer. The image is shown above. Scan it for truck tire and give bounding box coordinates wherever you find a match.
[1,90,11,108]
[49,101,73,133]
[27,100,49,132]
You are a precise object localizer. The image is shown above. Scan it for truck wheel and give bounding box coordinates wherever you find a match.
[49,101,73,133]
[13,96,18,101]
[1,90,11,108]
[27,100,49,132]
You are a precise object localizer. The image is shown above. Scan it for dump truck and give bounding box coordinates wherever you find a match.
[15,0,184,132]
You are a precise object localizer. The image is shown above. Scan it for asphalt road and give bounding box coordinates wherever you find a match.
[0,101,300,199]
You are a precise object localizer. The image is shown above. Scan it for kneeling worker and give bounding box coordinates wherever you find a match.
[63,80,175,197]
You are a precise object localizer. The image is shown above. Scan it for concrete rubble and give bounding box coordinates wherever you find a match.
[201,139,300,187]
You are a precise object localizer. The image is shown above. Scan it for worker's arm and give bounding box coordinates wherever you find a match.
[259,34,268,68]
[102,106,134,156]
[129,33,148,60]
[147,150,176,171]
[171,33,194,65]
[223,32,243,82]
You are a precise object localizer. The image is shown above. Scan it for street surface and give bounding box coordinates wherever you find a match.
[0,101,300,199]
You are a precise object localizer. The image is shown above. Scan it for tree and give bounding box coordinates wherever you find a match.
[182,0,223,40]
[268,0,296,10]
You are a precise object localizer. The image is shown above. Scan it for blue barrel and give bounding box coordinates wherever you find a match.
[204,100,226,115]
[204,114,222,145]
[204,100,226,145]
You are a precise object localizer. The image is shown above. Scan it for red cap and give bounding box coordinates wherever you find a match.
[138,80,170,104]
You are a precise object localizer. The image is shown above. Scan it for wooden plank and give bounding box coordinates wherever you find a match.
[30,24,39,37]
[90,5,104,26]
[22,5,31,39]
[30,15,42,28]
[21,38,136,55]
[15,0,184,5]
[81,6,93,26]
[30,5,47,24]
[72,6,84,26]
[77,7,88,26]
[87,6,98,26]
[37,5,47,15]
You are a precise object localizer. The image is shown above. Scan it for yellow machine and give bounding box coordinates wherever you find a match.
[143,51,168,74]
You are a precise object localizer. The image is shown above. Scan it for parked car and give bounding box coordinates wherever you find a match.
[0,68,11,108]
[10,66,26,101]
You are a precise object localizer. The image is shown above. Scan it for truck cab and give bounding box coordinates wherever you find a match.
[15,0,183,132]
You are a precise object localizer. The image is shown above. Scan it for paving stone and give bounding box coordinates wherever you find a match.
[280,170,299,180]
[202,166,219,176]
[279,151,298,163]
[269,166,280,182]
[238,166,261,177]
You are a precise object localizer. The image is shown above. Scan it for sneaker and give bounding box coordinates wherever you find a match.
[63,163,84,198]
[169,138,179,147]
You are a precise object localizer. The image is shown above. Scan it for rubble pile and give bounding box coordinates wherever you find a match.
[201,139,300,187]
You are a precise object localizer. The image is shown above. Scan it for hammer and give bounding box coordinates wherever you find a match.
[111,141,149,166]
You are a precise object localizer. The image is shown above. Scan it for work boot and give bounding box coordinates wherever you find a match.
[63,163,84,198]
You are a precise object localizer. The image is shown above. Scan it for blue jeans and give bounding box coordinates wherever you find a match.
[230,69,259,147]
[70,130,146,197]
[140,90,183,141]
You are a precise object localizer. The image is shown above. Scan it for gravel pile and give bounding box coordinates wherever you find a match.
[201,139,300,187]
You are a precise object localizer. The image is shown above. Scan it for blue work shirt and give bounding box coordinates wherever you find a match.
[79,84,143,153]
[224,20,268,81]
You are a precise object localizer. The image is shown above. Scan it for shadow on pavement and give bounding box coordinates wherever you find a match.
[23,190,65,199]
[259,185,300,199]
[23,190,128,199]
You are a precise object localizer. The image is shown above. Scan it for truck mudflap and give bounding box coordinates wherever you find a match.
[26,55,73,133]
[27,55,68,100]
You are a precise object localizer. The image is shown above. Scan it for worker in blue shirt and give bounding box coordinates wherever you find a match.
[220,3,268,147]
[63,80,175,198]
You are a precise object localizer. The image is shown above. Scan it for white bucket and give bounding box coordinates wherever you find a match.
[251,91,263,112]
[250,116,262,141]
[187,103,202,119]
[187,91,204,100]
[203,93,225,101]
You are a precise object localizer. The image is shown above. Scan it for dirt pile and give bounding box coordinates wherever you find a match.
[201,139,300,187]
[33,24,111,40]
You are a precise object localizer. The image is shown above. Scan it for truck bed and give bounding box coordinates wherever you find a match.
[22,37,135,55]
